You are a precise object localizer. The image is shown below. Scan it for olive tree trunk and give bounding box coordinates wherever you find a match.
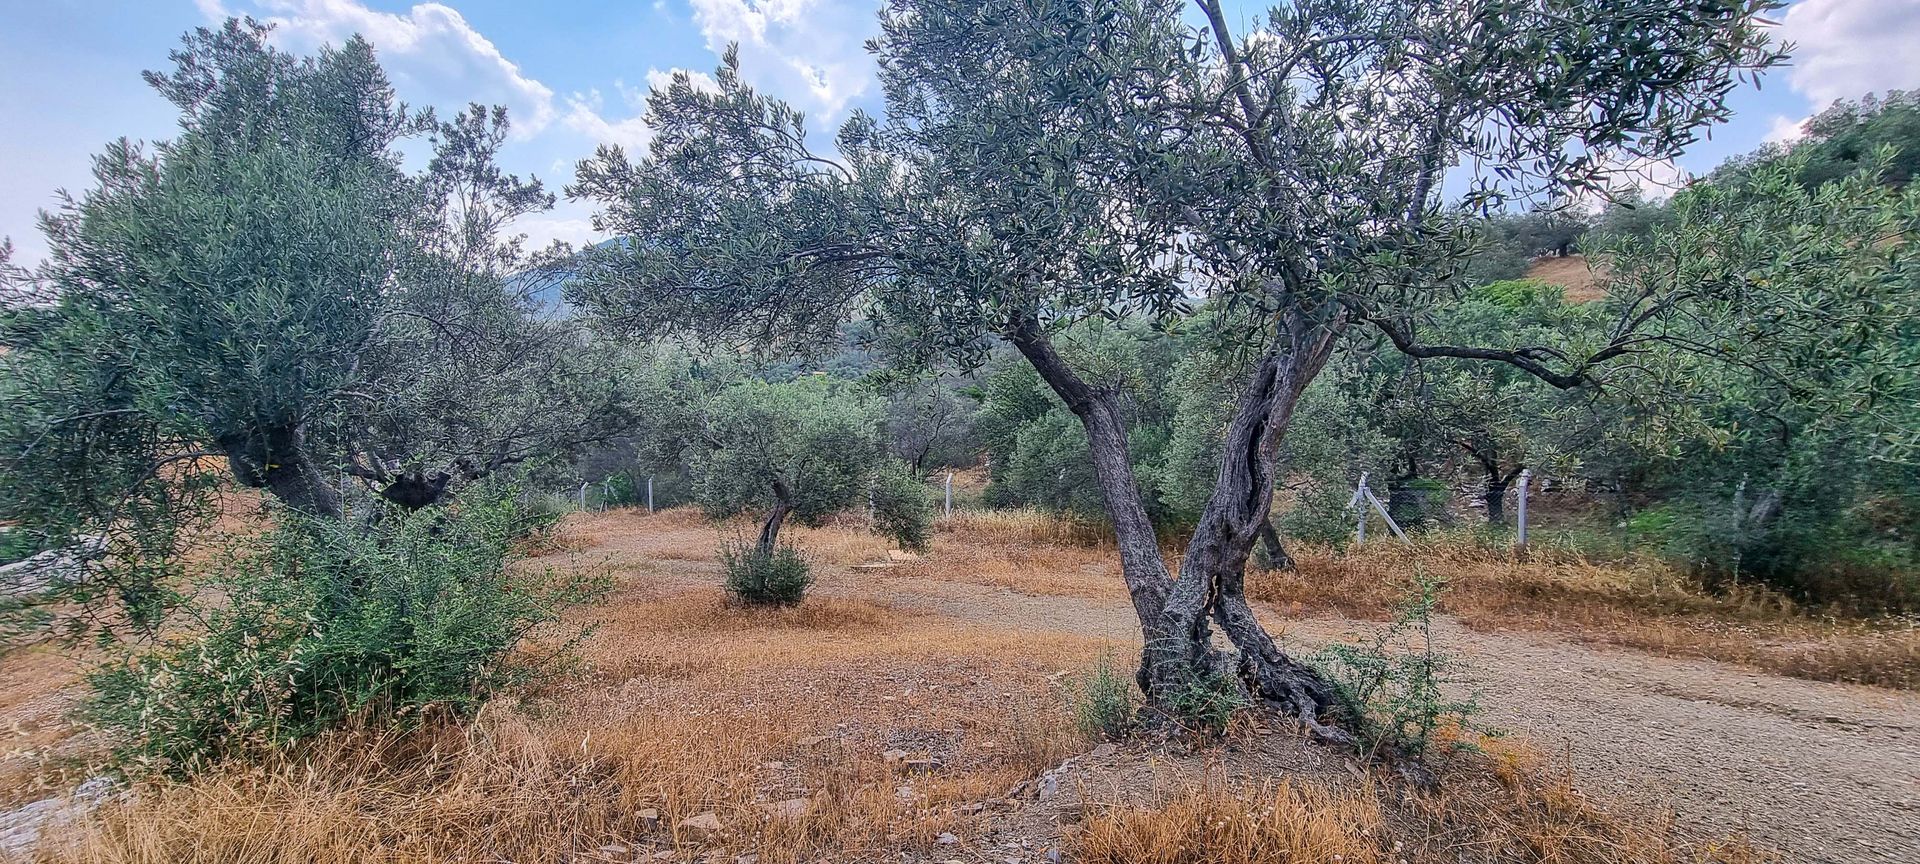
[756,480,796,558]
[1008,314,1348,741]
[1256,519,1295,571]
[221,425,343,520]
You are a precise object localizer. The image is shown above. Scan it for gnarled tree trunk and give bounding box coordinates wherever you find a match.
[756,479,796,558]
[221,425,343,520]
[1008,313,1348,741]
[1255,518,1295,572]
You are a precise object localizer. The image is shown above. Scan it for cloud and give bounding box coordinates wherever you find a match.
[204,1,558,137]
[1764,114,1809,146]
[686,0,877,121]
[646,67,720,96]
[1570,155,1690,213]
[512,199,603,251]
[1778,0,1920,107]
[200,2,744,161]
[564,69,721,154]
[564,83,651,152]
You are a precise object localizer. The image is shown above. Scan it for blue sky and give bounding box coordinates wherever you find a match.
[3,0,1918,266]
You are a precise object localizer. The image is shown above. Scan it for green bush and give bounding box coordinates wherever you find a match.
[869,460,935,552]
[1162,670,1249,736]
[720,538,812,605]
[85,490,606,777]
[0,529,35,567]
[1313,570,1485,759]
[1068,654,1137,739]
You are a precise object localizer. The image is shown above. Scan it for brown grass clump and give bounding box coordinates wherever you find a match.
[39,703,1065,864]
[1077,780,1386,864]
[1254,542,1920,690]
[942,508,1116,549]
[1075,736,1772,864]
[1411,737,1774,864]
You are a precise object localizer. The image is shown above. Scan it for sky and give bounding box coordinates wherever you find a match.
[2,0,1919,266]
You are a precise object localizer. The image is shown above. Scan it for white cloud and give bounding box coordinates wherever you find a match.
[687,0,877,120]
[1572,155,1691,213]
[1764,113,1809,145]
[512,199,602,251]
[207,1,559,137]
[198,2,734,158]
[1779,0,1920,107]
[646,67,720,96]
[564,88,652,152]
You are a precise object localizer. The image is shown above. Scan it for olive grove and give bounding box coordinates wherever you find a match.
[567,0,1785,735]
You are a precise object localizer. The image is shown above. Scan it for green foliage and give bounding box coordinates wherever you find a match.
[1068,654,1138,739]
[869,459,934,552]
[1314,571,1485,759]
[719,537,812,606]
[1160,670,1249,737]
[1597,153,1920,609]
[0,530,38,567]
[691,377,881,526]
[84,489,605,777]
[1,20,639,638]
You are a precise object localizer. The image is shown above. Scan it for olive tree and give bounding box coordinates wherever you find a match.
[0,20,637,633]
[570,1,1779,735]
[694,378,891,556]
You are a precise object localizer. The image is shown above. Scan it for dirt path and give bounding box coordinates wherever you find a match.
[866,573,1920,864]
[545,514,1918,863]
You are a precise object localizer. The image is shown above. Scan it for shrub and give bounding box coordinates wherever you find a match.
[1163,669,1249,736]
[720,537,812,606]
[85,489,606,777]
[1068,653,1137,739]
[1313,569,1485,759]
[869,459,934,552]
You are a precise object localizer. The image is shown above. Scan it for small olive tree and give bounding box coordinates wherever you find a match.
[692,377,931,562]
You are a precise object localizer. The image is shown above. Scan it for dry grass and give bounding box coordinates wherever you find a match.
[1526,253,1610,303]
[1254,542,1920,690]
[1077,736,1772,864]
[1077,780,1387,864]
[35,577,1101,864]
[0,503,1870,862]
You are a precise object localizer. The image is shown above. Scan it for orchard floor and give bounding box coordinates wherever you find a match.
[4,506,1916,863]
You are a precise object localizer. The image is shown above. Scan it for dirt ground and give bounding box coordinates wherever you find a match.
[6,507,1916,863]
[548,509,1920,864]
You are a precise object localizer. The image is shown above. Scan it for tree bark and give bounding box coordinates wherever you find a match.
[1006,318,1173,658]
[1483,478,1508,525]
[756,484,795,559]
[377,470,453,510]
[221,425,343,520]
[1255,518,1295,571]
[1008,312,1348,740]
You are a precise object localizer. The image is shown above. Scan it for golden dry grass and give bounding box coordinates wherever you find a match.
[1253,542,1920,690]
[32,529,1112,864]
[1076,735,1772,864]
[1526,254,1610,303]
[1077,780,1388,864]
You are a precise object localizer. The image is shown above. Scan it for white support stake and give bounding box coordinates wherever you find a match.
[1515,468,1533,548]
[578,482,589,510]
[647,476,655,513]
[944,472,953,518]
[1351,472,1370,544]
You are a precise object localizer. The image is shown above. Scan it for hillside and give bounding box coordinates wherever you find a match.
[1524,253,1608,303]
